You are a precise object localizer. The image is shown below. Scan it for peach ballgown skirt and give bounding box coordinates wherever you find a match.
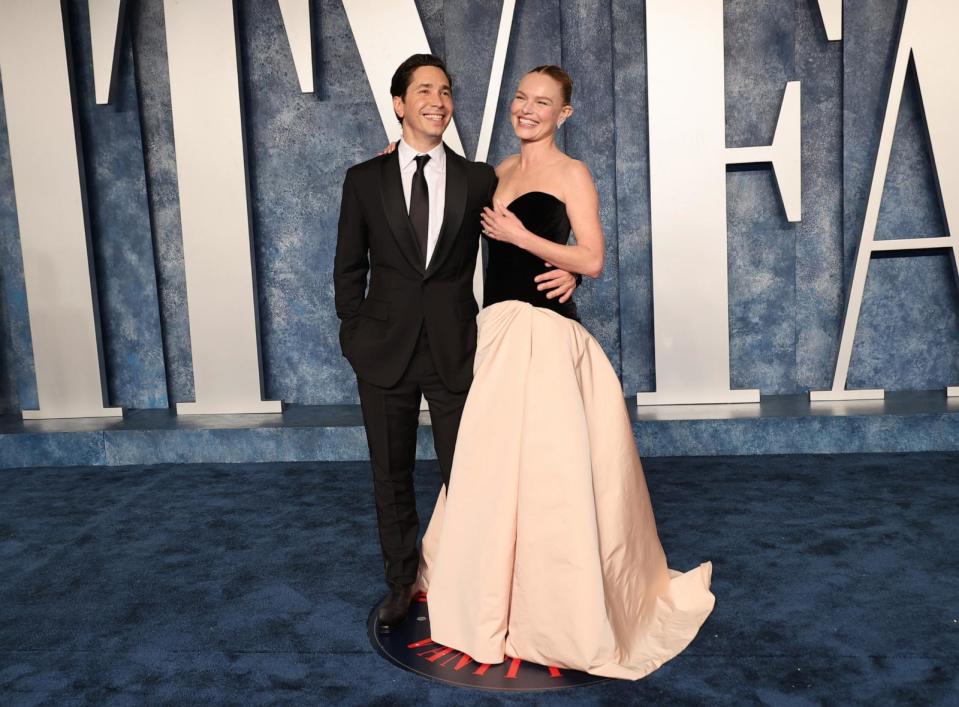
[416,300,715,680]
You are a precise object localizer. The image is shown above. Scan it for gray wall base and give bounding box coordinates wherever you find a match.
[1,393,957,469]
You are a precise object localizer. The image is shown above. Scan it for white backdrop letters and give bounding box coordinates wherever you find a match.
[0,1,956,417]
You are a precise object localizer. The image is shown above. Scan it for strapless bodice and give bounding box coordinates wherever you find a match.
[483,191,579,320]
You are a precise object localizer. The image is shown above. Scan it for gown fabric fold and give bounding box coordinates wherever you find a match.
[417,299,714,680]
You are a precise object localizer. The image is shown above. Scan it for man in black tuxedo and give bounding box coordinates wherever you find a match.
[334,54,576,629]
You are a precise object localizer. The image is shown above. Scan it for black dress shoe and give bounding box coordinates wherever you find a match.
[376,584,415,630]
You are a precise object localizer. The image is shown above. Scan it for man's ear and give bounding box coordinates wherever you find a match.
[392,95,405,122]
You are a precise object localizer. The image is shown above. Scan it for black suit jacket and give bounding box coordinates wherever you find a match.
[334,145,497,392]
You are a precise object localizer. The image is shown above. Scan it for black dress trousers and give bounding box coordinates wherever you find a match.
[356,324,469,587]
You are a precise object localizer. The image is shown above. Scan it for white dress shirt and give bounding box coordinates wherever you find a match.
[397,139,446,266]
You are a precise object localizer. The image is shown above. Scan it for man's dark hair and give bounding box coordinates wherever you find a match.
[390,54,453,123]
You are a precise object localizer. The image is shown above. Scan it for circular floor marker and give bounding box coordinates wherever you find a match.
[368,592,609,691]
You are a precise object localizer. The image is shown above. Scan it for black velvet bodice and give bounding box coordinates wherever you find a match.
[483,191,579,321]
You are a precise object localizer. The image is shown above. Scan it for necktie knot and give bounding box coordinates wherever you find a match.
[414,154,431,172]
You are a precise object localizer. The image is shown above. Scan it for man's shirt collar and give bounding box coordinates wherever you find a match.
[398,138,446,173]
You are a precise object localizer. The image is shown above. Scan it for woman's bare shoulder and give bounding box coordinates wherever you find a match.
[556,157,597,204]
[559,156,593,181]
[494,154,520,177]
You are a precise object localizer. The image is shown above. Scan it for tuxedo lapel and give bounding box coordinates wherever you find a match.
[425,145,468,279]
[380,151,426,275]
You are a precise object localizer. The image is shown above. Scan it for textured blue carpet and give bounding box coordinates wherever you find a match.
[0,453,957,705]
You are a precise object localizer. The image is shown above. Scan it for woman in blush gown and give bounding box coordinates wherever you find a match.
[416,65,715,680]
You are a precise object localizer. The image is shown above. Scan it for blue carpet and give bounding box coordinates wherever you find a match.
[0,453,957,705]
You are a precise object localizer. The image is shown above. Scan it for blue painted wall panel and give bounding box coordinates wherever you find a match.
[0,53,38,413]
[0,0,957,413]
[612,0,653,395]
[130,0,194,404]
[794,0,844,391]
[725,0,797,395]
[442,0,501,159]
[68,0,168,409]
[238,0,375,405]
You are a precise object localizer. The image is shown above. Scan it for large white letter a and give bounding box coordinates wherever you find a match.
[812,0,959,401]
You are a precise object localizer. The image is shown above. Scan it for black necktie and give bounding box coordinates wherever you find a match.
[409,154,430,264]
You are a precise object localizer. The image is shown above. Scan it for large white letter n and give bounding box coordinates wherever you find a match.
[163,0,280,414]
[0,0,121,419]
